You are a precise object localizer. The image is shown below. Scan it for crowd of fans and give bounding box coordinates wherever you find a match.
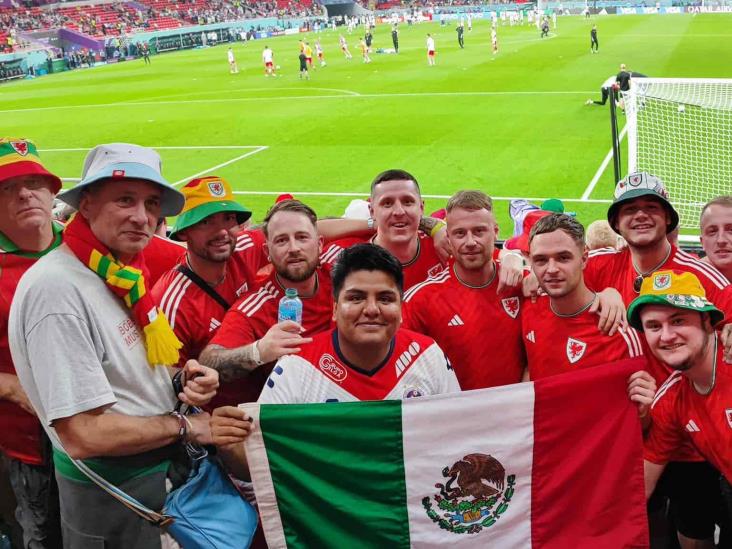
[0,137,731,548]
[0,0,319,46]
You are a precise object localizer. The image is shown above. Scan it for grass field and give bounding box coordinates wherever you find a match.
[3,13,732,235]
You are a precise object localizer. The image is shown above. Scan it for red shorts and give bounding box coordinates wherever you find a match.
[265,61,273,68]
[306,57,312,63]
[428,50,435,57]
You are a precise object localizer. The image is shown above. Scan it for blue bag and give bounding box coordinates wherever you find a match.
[164,453,258,549]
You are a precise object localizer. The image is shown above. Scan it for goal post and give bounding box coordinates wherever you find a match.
[623,78,732,231]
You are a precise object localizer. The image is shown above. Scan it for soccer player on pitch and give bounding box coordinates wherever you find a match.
[426,34,436,66]
[523,214,646,380]
[401,191,527,390]
[262,45,276,76]
[209,244,461,479]
[627,271,732,527]
[339,34,352,59]
[492,27,499,55]
[590,25,599,53]
[227,47,238,74]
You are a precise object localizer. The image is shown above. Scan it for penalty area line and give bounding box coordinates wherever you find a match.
[172,146,269,186]
[581,124,627,201]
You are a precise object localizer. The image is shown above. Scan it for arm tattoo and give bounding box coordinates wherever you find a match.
[198,343,259,383]
[419,216,440,233]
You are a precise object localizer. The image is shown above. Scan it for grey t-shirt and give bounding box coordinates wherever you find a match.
[9,244,176,448]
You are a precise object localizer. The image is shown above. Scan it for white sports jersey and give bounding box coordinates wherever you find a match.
[262,48,273,62]
[259,329,461,404]
[426,37,435,52]
[227,50,235,62]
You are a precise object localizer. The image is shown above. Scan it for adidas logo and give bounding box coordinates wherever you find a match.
[526,330,536,343]
[685,419,700,433]
[448,314,464,327]
[209,318,221,332]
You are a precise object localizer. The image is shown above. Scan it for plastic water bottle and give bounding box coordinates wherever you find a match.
[278,288,303,324]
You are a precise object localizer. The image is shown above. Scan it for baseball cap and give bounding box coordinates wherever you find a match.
[343,198,371,220]
[0,138,62,193]
[607,172,679,234]
[504,210,552,253]
[58,143,185,217]
[170,176,251,240]
[627,270,725,331]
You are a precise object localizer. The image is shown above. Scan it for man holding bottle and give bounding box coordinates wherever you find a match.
[198,199,333,406]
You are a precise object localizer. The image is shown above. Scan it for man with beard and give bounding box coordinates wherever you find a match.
[627,271,732,527]
[151,176,261,371]
[198,199,333,406]
[401,190,526,390]
[523,213,646,380]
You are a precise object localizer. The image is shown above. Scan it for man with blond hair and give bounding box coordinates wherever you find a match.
[401,190,526,389]
[700,195,732,282]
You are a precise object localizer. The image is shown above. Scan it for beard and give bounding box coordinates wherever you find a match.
[275,255,318,282]
[191,239,235,263]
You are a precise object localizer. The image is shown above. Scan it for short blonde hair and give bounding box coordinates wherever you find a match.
[446,190,493,213]
[586,220,619,250]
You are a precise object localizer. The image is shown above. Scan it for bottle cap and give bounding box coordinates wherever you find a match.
[285,288,298,298]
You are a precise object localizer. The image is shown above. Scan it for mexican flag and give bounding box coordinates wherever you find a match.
[242,360,649,549]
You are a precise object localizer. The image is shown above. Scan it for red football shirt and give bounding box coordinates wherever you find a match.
[0,223,63,464]
[208,267,334,405]
[644,342,732,480]
[144,234,186,286]
[521,295,646,380]
[401,263,526,389]
[151,231,266,368]
[585,245,732,313]
[320,232,445,290]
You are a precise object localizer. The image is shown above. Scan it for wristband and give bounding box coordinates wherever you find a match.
[251,341,265,366]
[429,220,447,238]
[170,411,187,440]
[367,217,375,231]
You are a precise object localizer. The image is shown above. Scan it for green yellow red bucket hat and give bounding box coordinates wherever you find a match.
[0,138,62,193]
[170,176,251,240]
[627,270,725,331]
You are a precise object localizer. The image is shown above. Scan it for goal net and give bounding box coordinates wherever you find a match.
[624,78,732,230]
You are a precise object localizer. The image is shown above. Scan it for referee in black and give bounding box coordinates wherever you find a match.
[456,22,464,48]
[590,25,599,53]
[391,24,399,53]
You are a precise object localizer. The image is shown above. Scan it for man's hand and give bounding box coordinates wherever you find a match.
[211,406,254,448]
[722,323,732,364]
[0,373,35,416]
[627,370,656,424]
[257,321,313,364]
[589,287,627,336]
[432,225,452,263]
[521,271,542,303]
[186,411,213,446]
[497,253,523,295]
[178,361,219,407]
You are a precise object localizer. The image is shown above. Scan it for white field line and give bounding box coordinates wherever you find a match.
[122,87,362,103]
[232,190,613,203]
[3,90,597,114]
[581,124,628,201]
[55,145,268,183]
[172,146,268,186]
[42,146,268,152]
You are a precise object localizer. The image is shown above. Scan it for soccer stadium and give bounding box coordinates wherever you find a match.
[1,0,732,548]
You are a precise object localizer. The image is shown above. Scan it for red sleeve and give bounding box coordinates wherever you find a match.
[209,308,257,349]
[234,229,268,273]
[643,381,687,465]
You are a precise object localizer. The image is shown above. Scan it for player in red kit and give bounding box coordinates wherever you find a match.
[199,199,333,406]
[627,270,732,527]
[402,190,526,389]
[523,213,646,380]
[152,176,264,370]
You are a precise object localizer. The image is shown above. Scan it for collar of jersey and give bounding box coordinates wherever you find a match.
[0,221,63,257]
[332,328,396,378]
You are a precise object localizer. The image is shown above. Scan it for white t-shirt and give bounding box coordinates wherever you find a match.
[426,37,435,52]
[9,245,176,450]
[262,48,273,63]
[259,329,460,404]
[227,49,235,62]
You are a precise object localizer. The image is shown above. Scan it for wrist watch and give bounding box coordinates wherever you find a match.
[367,217,375,231]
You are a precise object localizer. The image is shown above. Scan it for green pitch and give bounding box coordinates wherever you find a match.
[3,14,732,235]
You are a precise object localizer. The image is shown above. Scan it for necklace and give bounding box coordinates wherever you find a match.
[186,256,227,287]
[632,245,672,293]
[550,292,596,318]
[454,262,497,289]
[692,336,717,396]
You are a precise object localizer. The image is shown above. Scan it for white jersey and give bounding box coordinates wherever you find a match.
[227,50,235,63]
[262,48,273,63]
[492,29,498,43]
[426,37,435,52]
[258,329,461,404]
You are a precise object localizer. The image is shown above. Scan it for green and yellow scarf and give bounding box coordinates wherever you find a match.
[64,214,181,366]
